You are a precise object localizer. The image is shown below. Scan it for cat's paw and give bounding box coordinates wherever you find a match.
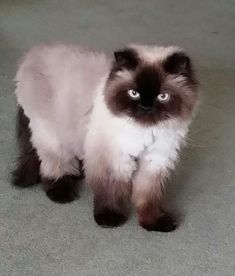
[12,152,41,188]
[12,167,40,188]
[44,176,79,204]
[94,209,127,228]
[141,214,178,232]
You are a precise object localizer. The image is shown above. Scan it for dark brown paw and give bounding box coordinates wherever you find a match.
[44,176,79,203]
[12,168,40,188]
[94,209,127,228]
[12,152,41,188]
[141,214,178,232]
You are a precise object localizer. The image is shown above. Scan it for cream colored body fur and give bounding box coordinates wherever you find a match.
[15,43,193,229]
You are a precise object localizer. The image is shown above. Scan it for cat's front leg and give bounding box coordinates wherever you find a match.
[132,152,178,232]
[84,146,135,228]
[92,178,132,228]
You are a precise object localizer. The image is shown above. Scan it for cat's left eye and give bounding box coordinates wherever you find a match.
[127,89,140,100]
[157,93,170,102]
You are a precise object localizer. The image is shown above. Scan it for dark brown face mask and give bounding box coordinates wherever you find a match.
[105,47,198,126]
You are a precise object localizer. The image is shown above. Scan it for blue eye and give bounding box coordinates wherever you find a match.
[157,93,170,102]
[127,89,140,100]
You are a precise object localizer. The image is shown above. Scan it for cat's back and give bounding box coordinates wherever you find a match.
[15,43,111,119]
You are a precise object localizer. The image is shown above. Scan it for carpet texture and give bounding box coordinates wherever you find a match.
[0,1,234,275]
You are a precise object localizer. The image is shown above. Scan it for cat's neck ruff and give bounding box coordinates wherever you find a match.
[88,76,190,163]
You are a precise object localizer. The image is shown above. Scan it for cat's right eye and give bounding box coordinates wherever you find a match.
[127,89,140,100]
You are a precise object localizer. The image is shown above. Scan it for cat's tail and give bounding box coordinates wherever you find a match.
[12,106,41,187]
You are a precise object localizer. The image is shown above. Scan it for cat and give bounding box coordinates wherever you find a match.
[13,43,198,232]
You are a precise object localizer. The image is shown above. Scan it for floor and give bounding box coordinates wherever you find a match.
[0,1,234,275]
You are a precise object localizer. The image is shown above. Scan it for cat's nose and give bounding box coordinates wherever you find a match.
[139,104,152,112]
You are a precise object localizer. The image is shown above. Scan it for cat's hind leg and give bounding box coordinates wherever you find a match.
[29,118,82,204]
[12,106,41,188]
[39,150,81,204]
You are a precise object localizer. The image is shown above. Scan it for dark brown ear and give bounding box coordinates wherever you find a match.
[164,52,193,78]
[114,48,139,69]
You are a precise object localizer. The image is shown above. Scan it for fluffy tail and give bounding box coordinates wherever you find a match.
[12,106,41,187]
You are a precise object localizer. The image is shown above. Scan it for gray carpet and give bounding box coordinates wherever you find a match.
[0,1,234,275]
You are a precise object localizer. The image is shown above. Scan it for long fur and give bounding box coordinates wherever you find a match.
[13,43,199,231]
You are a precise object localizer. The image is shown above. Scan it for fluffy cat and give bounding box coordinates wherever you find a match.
[13,43,198,232]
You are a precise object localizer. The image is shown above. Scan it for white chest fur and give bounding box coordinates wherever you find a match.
[113,117,188,172]
[85,89,189,180]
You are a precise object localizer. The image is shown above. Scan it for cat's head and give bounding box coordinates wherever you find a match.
[104,45,198,126]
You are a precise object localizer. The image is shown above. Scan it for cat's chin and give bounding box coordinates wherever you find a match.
[127,114,171,128]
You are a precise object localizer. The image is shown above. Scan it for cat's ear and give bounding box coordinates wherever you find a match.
[164,52,193,78]
[114,48,138,69]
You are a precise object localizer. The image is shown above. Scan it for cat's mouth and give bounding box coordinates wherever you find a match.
[135,111,158,125]
[132,109,171,126]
